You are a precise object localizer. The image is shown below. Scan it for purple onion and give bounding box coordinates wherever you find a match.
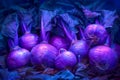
[68,28,89,59]
[7,46,30,70]
[55,49,77,70]
[69,40,89,59]
[89,45,118,72]
[31,43,58,68]
[84,24,108,46]
[19,21,38,51]
[19,32,38,51]
[49,36,70,50]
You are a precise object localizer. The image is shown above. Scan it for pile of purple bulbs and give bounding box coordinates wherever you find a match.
[5,13,120,75]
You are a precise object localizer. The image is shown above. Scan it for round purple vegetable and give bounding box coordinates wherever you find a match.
[89,45,118,72]
[31,43,58,67]
[31,16,58,68]
[69,40,88,59]
[55,49,77,70]
[7,46,30,70]
[19,32,38,51]
[84,24,108,46]
[19,21,38,51]
[49,36,70,50]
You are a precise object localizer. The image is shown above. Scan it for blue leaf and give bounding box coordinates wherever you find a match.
[0,33,7,54]
[40,10,58,32]
[17,7,38,31]
[102,10,117,28]
[59,13,79,40]
[60,13,79,32]
[1,13,19,38]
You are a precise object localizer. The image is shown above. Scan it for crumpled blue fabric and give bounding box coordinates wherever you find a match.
[51,70,74,80]
[22,69,74,80]
[0,69,20,80]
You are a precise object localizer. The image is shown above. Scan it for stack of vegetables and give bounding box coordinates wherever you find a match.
[0,1,120,80]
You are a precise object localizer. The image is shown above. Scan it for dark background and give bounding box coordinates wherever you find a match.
[0,0,120,10]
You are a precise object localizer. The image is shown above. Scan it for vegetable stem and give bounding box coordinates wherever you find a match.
[19,12,30,34]
[41,18,46,41]
[105,35,111,47]
[21,21,28,33]
[78,26,85,40]
[57,16,73,42]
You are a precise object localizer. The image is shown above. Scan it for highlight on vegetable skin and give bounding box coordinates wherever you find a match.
[89,45,118,73]
[84,24,108,46]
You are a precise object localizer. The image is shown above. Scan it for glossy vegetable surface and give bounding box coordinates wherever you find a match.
[69,40,88,58]
[19,32,38,51]
[84,24,108,46]
[89,45,118,72]
[7,47,30,69]
[49,36,70,50]
[55,49,77,70]
[31,43,58,67]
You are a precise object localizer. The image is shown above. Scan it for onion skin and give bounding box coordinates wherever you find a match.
[89,46,118,73]
[19,33,38,51]
[49,36,70,50]
[69,40,89,59]
[7,47,31,70]
[31,43,58,68]
[84,24,108,46]
[55,49,77,70]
